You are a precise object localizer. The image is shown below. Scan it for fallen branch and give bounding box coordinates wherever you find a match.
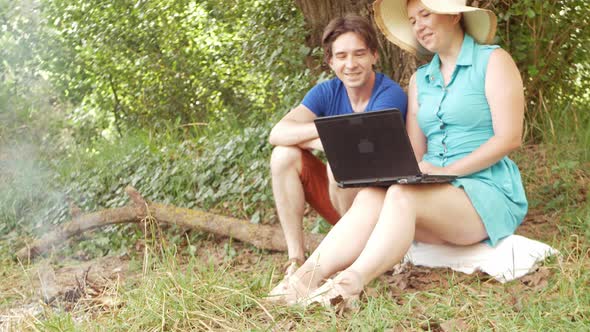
[16,186,324,262]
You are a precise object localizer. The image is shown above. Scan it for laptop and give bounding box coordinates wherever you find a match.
[314,108,457,188]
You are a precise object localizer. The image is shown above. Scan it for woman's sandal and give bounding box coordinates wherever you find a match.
[283,257,304,279]
[266,258,309,305]
[300,269,363,313]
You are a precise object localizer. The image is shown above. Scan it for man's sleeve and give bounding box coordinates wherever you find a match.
[301,83,330,117]
[372,84,409,120]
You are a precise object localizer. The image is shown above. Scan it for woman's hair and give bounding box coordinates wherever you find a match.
[459,15,466,32]
[321,14,379,64]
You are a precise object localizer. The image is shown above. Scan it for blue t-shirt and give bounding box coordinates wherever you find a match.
[301,72,407,119]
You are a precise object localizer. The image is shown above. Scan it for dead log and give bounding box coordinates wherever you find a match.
[16,186,325,262]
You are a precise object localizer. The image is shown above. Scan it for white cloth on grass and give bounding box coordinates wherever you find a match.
[395,235,559,283]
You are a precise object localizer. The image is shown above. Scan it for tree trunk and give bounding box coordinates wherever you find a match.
[294,0,417,87]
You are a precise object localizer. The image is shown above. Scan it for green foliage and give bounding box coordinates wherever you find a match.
[0,122,276,257]
[58,125,274,217]
[493,0,590,141]
[40,0,312,140]
[0,0,72,165]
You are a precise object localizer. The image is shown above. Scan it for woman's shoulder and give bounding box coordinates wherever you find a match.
[471,43,515,78]
[472,42,501,62]
[485,48,520,78]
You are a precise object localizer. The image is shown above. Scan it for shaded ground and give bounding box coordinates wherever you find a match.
[0,210,568,331]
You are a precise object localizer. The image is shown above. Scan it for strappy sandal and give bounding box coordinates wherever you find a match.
[266,274,309,305]
[301,269,363,313]
[284,257,304,279]
[266,258,307,305]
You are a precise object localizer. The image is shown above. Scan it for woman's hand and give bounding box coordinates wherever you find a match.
[418,161,449,175]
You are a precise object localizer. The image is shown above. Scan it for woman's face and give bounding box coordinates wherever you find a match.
[407,0,461,53]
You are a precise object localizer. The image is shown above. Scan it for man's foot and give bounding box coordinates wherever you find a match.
[300,269,363,312]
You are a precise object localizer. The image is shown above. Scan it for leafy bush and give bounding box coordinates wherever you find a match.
[492,0,590,141]
[40,0,312,140]
[1,122,277,255]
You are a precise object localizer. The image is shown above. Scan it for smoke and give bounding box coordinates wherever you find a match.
[0,0,71,244]
[0,142,67,239]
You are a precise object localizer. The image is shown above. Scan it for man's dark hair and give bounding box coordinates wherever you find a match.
[321,14,379,65]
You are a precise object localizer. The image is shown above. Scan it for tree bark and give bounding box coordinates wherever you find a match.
[16,187,325,262]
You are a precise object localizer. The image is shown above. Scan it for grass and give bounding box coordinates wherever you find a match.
[2,228,587,331]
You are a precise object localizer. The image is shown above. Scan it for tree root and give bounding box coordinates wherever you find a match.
[16,186,324,262]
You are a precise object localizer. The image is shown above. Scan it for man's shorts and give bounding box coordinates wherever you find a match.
[300,150,341,225]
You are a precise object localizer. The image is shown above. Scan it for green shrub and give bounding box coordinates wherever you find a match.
[40,0,311,140]
[492,0,590,141]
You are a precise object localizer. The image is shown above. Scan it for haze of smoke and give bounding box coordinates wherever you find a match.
[0,134,67,239]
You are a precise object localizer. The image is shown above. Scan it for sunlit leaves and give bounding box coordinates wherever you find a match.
[494,0,590,140]
[40,0,311,140]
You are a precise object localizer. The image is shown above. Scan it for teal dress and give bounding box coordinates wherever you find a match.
[416,34,528,246]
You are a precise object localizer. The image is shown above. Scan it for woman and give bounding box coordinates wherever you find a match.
[268,0,528,309]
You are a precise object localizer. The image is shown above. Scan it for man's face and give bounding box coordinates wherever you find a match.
[329,32,378,90]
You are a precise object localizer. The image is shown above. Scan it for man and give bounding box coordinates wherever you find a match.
[268,14,407,276]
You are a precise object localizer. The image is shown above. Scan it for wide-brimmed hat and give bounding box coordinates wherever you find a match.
[373,0,497,56]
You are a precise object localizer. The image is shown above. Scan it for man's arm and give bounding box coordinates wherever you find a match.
[268,104,323,150]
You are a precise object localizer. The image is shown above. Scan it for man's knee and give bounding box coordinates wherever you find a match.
[270,146,303,175]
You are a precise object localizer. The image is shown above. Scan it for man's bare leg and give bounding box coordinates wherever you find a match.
[270,146,306,263]
[327,163,362,215]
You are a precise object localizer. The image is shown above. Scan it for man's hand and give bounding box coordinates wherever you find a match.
[418,161,448,175]
[298,138,323,151]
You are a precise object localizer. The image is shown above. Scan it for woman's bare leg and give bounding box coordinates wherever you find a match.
[347,183,487,287]
[292,187,387,290]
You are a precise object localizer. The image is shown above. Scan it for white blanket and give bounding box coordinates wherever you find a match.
[395,235,559,283]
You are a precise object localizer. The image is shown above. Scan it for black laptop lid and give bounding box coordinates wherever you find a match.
[314,109,421,184]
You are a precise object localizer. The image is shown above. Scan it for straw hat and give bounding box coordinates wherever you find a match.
[373,0,497,55]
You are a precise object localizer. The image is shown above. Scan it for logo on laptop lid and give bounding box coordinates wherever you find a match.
[358,139,374,154]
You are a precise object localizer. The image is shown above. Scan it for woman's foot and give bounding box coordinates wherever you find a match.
[301,269,364,311]
[283,258,303,279]
[267,274,315,305]
[266,258,309,305]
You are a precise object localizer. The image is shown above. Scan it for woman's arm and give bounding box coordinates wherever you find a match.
[406,73,427,162]
[426,48,525,176]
